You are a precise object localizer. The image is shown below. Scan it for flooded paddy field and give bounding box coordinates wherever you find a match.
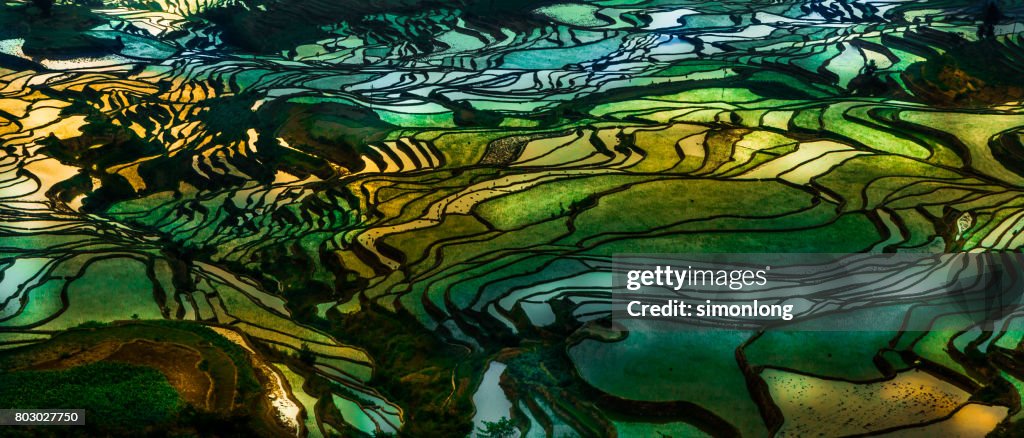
[1,0,1024,436]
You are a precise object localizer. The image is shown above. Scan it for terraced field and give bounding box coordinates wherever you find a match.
[1,0,1024,436]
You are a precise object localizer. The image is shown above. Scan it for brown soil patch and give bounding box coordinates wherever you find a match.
[31,340,123,370]
[105,340,213,410]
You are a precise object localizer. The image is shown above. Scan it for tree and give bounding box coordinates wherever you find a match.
[31,0,52,17]
[978,1,1002,39]
[477,417,517,438]
[298,343,316,365]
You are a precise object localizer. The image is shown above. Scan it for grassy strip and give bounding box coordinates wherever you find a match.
[0,362,180,430]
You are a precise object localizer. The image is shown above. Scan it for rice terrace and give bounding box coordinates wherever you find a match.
[1,0,1024,436]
